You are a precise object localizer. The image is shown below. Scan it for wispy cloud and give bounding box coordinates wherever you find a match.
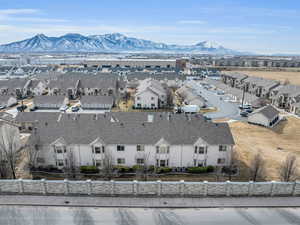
[0,8,68,24]
[0,9,39,15]
[177,20,206,25]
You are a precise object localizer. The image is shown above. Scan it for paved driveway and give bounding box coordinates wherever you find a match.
[187,81,242,120]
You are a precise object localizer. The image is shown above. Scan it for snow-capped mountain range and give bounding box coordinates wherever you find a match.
[0,33,241,54]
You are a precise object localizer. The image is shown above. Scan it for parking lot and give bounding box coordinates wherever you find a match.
[187,80,244,120]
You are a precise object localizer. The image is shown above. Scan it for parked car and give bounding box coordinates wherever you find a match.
[30,106,37,112]
[59,105,68,112]
[17,105,27,112]
[240,111,249,117]
[246,108,253,113]
[71,106,80,112]
[204,116,212,121]
[239,104,251,110]
[0,105,6,110]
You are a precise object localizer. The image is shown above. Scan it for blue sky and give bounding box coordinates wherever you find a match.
[0,0,300,54]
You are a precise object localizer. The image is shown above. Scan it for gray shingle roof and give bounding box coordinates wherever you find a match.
[253,105,279,119]
[80,96,113,105]
[33,95,66,105]
[17,112,235,146]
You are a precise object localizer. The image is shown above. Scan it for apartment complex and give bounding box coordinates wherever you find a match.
[16,112,235,170]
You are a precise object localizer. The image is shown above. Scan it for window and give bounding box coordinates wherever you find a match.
[136,158,144,164]
[102,146,105,153]
[94,146,101,154]
[198,147,205,154]
[36,157,45,163]
[117,145,125,151]
[136,145,144,151]
[219,145,227,152]
[156,146,170,154]
[137,97,140,100]
[195,146,205,154]
[194,159,197,166]
[56,159,64,167]
[55,146,66,154]
[117,158,125,164]
[217,158,226,164]
[160,160,166,167]
[151,97,155,100]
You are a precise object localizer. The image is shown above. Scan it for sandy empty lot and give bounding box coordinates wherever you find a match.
[229,116,300,181]
[228,71,300,86]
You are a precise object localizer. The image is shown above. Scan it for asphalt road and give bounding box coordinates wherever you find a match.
[188,81,241,120]
[0,206,299,225]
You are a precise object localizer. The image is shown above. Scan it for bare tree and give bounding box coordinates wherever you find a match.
[279,154,298,182]
[64,150,77,179]
[26,128,40,169]
[249,153,265,182]
[223,150,238,181]
[0,150,9,178]
[101,151,114,180]
[136,152,151,181]
[283,79,290,85]
[0,123,21,179]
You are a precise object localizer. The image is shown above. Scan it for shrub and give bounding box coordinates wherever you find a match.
[157,167,172,174]
[114,165,131,173]
[207,165,215,173]
[148,165,155,172]
[80,166,99,174]
[132,165,143,171]
[186,166,215,174]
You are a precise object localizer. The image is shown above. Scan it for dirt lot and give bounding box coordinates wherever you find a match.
[229,116,300,181]
[227,70,300,86]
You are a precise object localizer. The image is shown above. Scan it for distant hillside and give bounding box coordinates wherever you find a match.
[0,33,244,55]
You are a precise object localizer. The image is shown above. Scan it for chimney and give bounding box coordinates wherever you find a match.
[147,114,154,123]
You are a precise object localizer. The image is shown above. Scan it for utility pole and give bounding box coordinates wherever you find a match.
[241,85,245,108]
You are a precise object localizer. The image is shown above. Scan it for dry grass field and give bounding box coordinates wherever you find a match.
[228,70,300,86]
[229,116,300,181]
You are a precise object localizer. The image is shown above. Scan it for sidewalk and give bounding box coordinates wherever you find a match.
[0,195,299,208]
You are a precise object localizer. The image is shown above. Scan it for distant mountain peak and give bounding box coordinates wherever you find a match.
[0,33,242,54]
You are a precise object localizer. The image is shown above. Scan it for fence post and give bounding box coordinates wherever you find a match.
[133,180,139,196]
[292,181,299,196]
[110,180,115,196]
[203,181,208,196]
[180,180,185,196]
[248,181,254,196]
[18,179,24,194]
[86,180,92,195]
[157,180,162,196]
[64,179,69,195]
[41,179,47,195]
[226,181,231,197]
[270,181,276,196]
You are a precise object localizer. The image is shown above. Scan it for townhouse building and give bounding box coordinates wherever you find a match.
[80,96,114,110]
[270,85,300,111]
[134,78,169,109]
[0,79,31,98]
[16,112,235,170]
[33,96,69,110]
[242,77,280,98]
[47,78,80,99]
[221,73,248,88]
